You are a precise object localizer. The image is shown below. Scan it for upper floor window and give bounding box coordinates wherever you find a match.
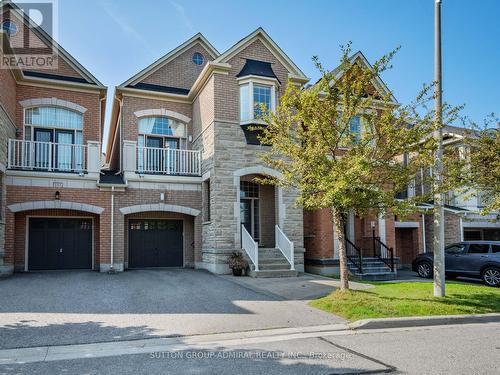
[239,80,276,123]
[22,106,85,171]
[192,52,204,66]
[349,116,361,143]
[138,117,186,138]
[137,116,189,173]
[25,107,83,130]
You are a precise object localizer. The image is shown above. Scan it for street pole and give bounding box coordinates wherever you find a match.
[433,0,446,297]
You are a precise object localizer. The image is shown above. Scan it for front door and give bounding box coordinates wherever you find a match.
[240,198,259,242]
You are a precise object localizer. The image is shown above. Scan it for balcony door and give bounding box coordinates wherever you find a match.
[55,130,74,171]
[34,128,53,169]
[145,136,179,173]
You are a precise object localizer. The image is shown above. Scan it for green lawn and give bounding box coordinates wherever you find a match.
[310,282,500,321]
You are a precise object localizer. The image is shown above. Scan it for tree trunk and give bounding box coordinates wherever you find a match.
[333,210,349,290]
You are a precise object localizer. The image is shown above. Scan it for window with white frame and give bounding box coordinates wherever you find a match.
[24,106,83,142]
[349,116,361,143]
[137,116,188,172]
[239,80,276,123]
[23,106,84,171]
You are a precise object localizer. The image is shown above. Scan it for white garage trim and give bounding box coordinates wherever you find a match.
[119,203,200,217]
[8,201,104,214]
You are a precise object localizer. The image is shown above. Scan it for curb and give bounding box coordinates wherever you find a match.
[349,313,500,330]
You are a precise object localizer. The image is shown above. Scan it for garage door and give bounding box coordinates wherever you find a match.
[128,219,183,268]
[28,218,92,270]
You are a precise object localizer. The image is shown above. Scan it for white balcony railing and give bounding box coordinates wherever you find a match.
[8,139,87,173]
[137,146,201,176]
[275,225,295,270]
[241,224,259,271]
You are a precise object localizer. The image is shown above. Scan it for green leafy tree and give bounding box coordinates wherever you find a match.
[465,118,500,214]
[259,45,462,290]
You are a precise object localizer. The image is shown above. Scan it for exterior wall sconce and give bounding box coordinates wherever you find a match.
[55,191,60,200]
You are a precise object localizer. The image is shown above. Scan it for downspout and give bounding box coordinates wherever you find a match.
[108,186,116,273]
[422,214,427,253]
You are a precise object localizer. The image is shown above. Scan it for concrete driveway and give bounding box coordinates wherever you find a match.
[0,269,343,349]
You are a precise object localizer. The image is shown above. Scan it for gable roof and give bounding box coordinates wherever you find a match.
[120,33,220,88]
[3,1,105,88]
[331,51,397,104]
[214,27,308,82]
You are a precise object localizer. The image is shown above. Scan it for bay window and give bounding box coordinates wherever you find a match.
[239,79,276,123]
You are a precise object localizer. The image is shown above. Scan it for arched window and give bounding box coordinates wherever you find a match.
[23,107,84,171]
[137,117,188,173]
[137,117,186,149]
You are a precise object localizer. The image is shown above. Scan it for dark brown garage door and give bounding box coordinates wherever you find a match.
[128,219,183,268]
[28,218,92,270]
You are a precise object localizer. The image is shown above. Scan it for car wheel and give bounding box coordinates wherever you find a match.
[417,261,432,278]
[482,267,500,287]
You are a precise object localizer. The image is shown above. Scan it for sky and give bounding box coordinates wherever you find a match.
[44,0,500,145]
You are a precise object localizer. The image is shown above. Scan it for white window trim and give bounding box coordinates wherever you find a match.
[237,76,277,124]
[23,107,84,144]
[137,116,188,150]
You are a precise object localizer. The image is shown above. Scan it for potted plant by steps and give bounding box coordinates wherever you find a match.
[228,251,248,276]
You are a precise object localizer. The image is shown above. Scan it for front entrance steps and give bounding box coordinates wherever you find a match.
[248,248,298,278]
[347,257,397,281]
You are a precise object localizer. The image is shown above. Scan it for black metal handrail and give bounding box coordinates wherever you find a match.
[373,236,395,272]
[346,238,363,273]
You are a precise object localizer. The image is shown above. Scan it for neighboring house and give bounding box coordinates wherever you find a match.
[103,28,309,276]
[423,126,500,247]
[0,3,107,275]
[303,53,425,279]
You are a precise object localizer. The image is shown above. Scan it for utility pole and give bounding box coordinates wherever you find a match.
[433,0,446,297]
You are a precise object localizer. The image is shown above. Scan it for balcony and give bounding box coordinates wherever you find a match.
[7,139,101,175]
[135,146,201,176]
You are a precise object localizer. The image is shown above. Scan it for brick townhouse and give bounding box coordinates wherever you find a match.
[2,3,492,279]
[0,2,107,275]
[104,28,309,276]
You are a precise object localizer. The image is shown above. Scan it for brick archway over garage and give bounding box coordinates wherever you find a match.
[8,201,104,214]
[119,203,200,217]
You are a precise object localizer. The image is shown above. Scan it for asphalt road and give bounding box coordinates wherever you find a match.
[0,322,498,374]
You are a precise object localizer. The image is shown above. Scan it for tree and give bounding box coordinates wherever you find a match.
[465,118,500,214]
[259,45,460,290]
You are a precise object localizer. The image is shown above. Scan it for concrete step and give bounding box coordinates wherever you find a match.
[248,269,298,278]
[252,263,292,271]
[354,272,397,281]
[258,257,288,264]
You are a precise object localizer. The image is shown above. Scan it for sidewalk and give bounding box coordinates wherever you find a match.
[221,273,373,300]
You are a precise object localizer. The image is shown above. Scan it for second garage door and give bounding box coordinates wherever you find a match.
[128,219,183,268]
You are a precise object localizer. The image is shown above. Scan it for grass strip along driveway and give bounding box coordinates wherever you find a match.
[310,282,500,321]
